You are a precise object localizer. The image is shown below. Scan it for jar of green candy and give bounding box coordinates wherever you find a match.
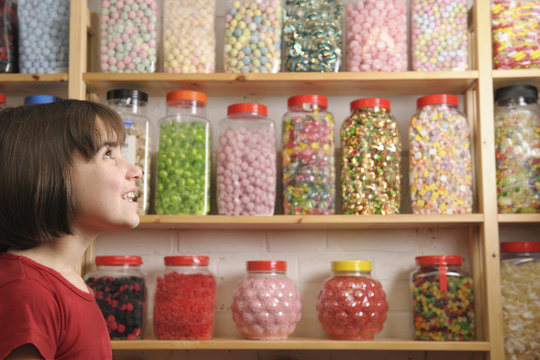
[410,255,475,341]
[107,89,152,215]
[155,91,210,215]
[341,98,401,215]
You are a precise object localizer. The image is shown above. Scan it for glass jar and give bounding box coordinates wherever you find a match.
[410,0,468,71]
[99,0,159,73]
[107,89,151,215]
[24,94,63,105]
[492,1,540,69]
[153,255,216,340]
[0,0,17,73]
[223,0,282,73]
[494,85,540,213]
[163,0,215,73]
[283,0,343,72]
[217,103,276,215]
[500,241,540,359]
[409,94,473,214]
[282,94,335,215]
[17,0,69,73]
[317,260,388,340]
[345,0,407,72]
[84,256,146,340]
[0,92,6,110]
[341,98,401,214]
[410,255,475,341]
[155,90,210,215]
[231,260,301,340]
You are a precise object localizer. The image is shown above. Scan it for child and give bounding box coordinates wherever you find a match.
[0,100,142,359]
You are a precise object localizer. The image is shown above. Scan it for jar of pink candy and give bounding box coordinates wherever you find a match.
[231,260,302,340]
[216,103,276,215]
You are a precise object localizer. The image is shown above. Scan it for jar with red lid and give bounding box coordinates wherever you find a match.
[216,103,276,215]
[231,260,302,340]
[409,94,473,214]
[316,260,388,340]
[84,256,146,340]
[153,256,216,340]
[410,255,475,341]
[500,241,540,359]
[341,98,401,215]
[281,94,335,215]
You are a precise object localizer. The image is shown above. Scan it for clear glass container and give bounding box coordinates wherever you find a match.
[317,260,388,340]
[0,0,17,73]
[84,256,146,340]
[409,94,473,214]
[494,84,540,213]
[217,103,276,215]
[153,256,216,340]
[155,90,210,215]
[282,94,335,215]
[500,241,540,359]
[24,94,63,105]
[410,255,475,341]
[107,89,152,215]
[341,98,401,214]
[231,260,301,340]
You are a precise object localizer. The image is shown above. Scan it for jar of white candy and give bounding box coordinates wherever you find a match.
[217,103,276,215]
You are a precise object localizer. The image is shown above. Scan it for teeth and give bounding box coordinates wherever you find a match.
[122,192,135,201]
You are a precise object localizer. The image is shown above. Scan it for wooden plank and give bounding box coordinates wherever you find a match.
[68,0,88,100]
[497,214,540,224]
[0,74,68,97]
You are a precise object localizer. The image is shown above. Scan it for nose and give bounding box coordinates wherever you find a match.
[127,161,142,182]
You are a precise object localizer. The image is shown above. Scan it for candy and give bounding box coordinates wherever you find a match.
[0,1,17,73]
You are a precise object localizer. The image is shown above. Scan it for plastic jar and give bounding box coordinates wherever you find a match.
[282,94,335,215]
[345,0,407,72]
[107,89,151,215]
[494,85,540,213]
[340,98,401,214]
[84,256,146,340]
[223,0,282,73]
[231,260,301,340]
[409,94,473,214]
[163,0,215,73]
[317,260,388,340]
[410,0,468,71]
[17,0,69,73]
[410,255,475,341]
[217,103,276,215]
[500,241,540,359]
[155,90,210,215]
[99,0,159,73]
[283,0,343,72]
[0,92,6,110]
[24,94,63,105]
[153,255,216,340]
[0,0,17,73]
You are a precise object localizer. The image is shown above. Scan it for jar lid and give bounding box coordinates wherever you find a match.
[227,103,267,116]
[24,95,63,105]
[106,89,148,103]
[501,241,540,253]
[164,255,209,266]
[415,255,462,266]
[417,94,458,108]
[247,260,286,271]
[350,98,390,111]
[287,94,328,107]
[332,260,372,272]
[0,92,6,104]
[166,90,207,104]
[95,256,142,266]
[494,84,538,102]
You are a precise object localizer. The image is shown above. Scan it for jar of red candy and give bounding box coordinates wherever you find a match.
[341,98,401,214]
[0,0,17,73]
[84,256,146,340]
[0,92,6,109]
[317,260,388,340]
[153,256,216,340]
[409,94,473,214]
[217,103,276,215]
[231,260,302,340]
[281,94,335,215]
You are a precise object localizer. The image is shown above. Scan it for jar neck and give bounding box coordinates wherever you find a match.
[247,270,286,277]
[288,103,327,112]
[332,270,372,277]
[496,96,538,107]
[419,103,457,111]
[108,98,147,114]
[228,112,267,120]
[166,99,207,116]
[353,106,390,114]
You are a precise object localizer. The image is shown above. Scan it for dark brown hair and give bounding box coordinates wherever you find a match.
[0,100,126,253]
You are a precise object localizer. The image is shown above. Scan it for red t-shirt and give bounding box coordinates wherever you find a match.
[0,253,112,360]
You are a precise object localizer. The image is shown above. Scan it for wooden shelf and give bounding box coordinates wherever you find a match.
[0,73,69,96]
[497,213,540,224]
[493,69,540,90]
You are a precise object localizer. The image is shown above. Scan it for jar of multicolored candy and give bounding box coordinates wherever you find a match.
[217,103,276,215]
[341,98,401,214]
[500,241,540,359]
[155,90,210,215]
[84,256,146,340]
[410,255,475,341]
[223,0,282,73]
[409,94,473,214]
[282,94,335,215]
[107,89,152,215]
[283,0,343,72]
[317,260,388,340]
[494,85,540,213]
[153,256,216,340]
[231,260,302,340]
[0,0,17,73]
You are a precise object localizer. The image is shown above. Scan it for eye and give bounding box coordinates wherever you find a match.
[103,146,114,159]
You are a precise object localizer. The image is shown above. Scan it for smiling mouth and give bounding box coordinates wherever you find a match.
[121,192,136,201]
